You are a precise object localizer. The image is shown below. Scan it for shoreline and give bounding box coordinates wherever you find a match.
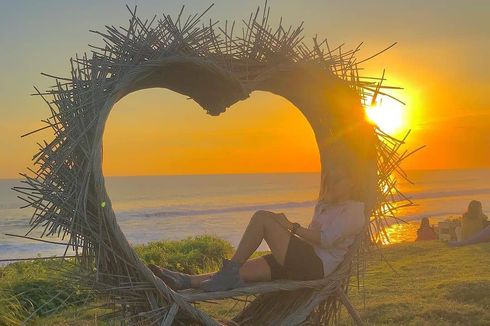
[0,213,461,266]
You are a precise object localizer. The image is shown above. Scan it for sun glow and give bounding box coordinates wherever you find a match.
[365,95,406,134]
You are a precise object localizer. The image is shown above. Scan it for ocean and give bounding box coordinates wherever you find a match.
[1,169,489,262]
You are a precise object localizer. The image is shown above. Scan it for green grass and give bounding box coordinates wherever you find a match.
[133,234,234,274]
[0,259,95,325]
[0,235,231,326]
[2,238,489,325]
[339,241,490,325]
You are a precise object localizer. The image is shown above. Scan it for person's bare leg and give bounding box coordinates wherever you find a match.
[158,211,292,289]
[239,256,272,282]
[187,257,272,288]
[451,226,490,246]
[231,210,291,265]
[182,211,291,291]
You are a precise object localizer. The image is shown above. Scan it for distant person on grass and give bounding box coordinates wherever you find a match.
[416,217,437,241]
[461,200,488,240]
[149,158,366,292]
[450,200,490,247]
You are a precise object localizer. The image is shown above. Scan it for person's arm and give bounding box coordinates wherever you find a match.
[301,204,365,248]
[275,206,364,248]
[293,219,353,248]
[274,213,327,246]
[295,226,321,245]
[274,213,321,244]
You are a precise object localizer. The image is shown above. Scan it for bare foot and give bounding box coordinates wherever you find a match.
[148,264,191,290]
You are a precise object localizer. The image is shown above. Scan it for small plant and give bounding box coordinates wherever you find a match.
[134,235,233,274]
[0,259,95,325]
[0,288,26,326]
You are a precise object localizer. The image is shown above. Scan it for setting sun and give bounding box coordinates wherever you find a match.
[365,95,406,134]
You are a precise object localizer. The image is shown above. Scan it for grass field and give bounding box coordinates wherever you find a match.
[340,241,490,325]
[1,237,489,325]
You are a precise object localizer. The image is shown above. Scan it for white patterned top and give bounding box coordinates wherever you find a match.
[308,199,365,276]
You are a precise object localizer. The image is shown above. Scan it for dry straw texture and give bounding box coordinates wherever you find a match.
[14,3,416,325]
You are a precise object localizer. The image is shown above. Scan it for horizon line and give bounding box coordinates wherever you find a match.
[1,166,490,181]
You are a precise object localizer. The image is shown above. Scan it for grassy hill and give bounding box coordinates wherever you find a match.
[1,237,489,325]
[340,241,490,325]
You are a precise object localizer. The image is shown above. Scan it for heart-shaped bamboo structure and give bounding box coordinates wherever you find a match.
[15,4,414,325]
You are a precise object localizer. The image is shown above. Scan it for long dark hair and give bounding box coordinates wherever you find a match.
[463,200,483,219]
[420,217,431,229]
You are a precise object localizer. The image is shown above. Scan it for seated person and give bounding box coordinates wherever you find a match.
[416,217,437,241]
[461,200,488,240]
[450,201,489,247]
[449,225,490,247]
[148,162,366,292]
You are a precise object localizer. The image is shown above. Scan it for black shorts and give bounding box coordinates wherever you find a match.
[263,234,324,281]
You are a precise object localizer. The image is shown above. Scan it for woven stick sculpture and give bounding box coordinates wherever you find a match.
[15,3,415,325]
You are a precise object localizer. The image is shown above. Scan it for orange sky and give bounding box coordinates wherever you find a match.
[1,1,489,178]
[102,90,320,176]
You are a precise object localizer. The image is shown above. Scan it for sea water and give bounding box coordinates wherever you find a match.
[1,169,489,261]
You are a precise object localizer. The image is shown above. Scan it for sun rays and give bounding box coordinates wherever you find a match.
[365,94,406,134]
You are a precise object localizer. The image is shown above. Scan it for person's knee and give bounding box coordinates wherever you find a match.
[251,210,275,223]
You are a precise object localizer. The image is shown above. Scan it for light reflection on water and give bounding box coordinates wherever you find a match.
[382,221,420,245]
[381,217,455,245]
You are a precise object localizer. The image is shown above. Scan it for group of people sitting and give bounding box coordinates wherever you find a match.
[416,200,489,246]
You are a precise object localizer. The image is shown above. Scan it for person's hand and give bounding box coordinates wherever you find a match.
[275,212,293,230]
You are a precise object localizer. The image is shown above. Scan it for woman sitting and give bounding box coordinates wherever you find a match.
[450,201,490,247]
[149,163,366,292]
[416,217,437,241]
[461,200,488,240]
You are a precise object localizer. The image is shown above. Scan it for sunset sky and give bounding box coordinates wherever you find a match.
[1,0,489,179]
